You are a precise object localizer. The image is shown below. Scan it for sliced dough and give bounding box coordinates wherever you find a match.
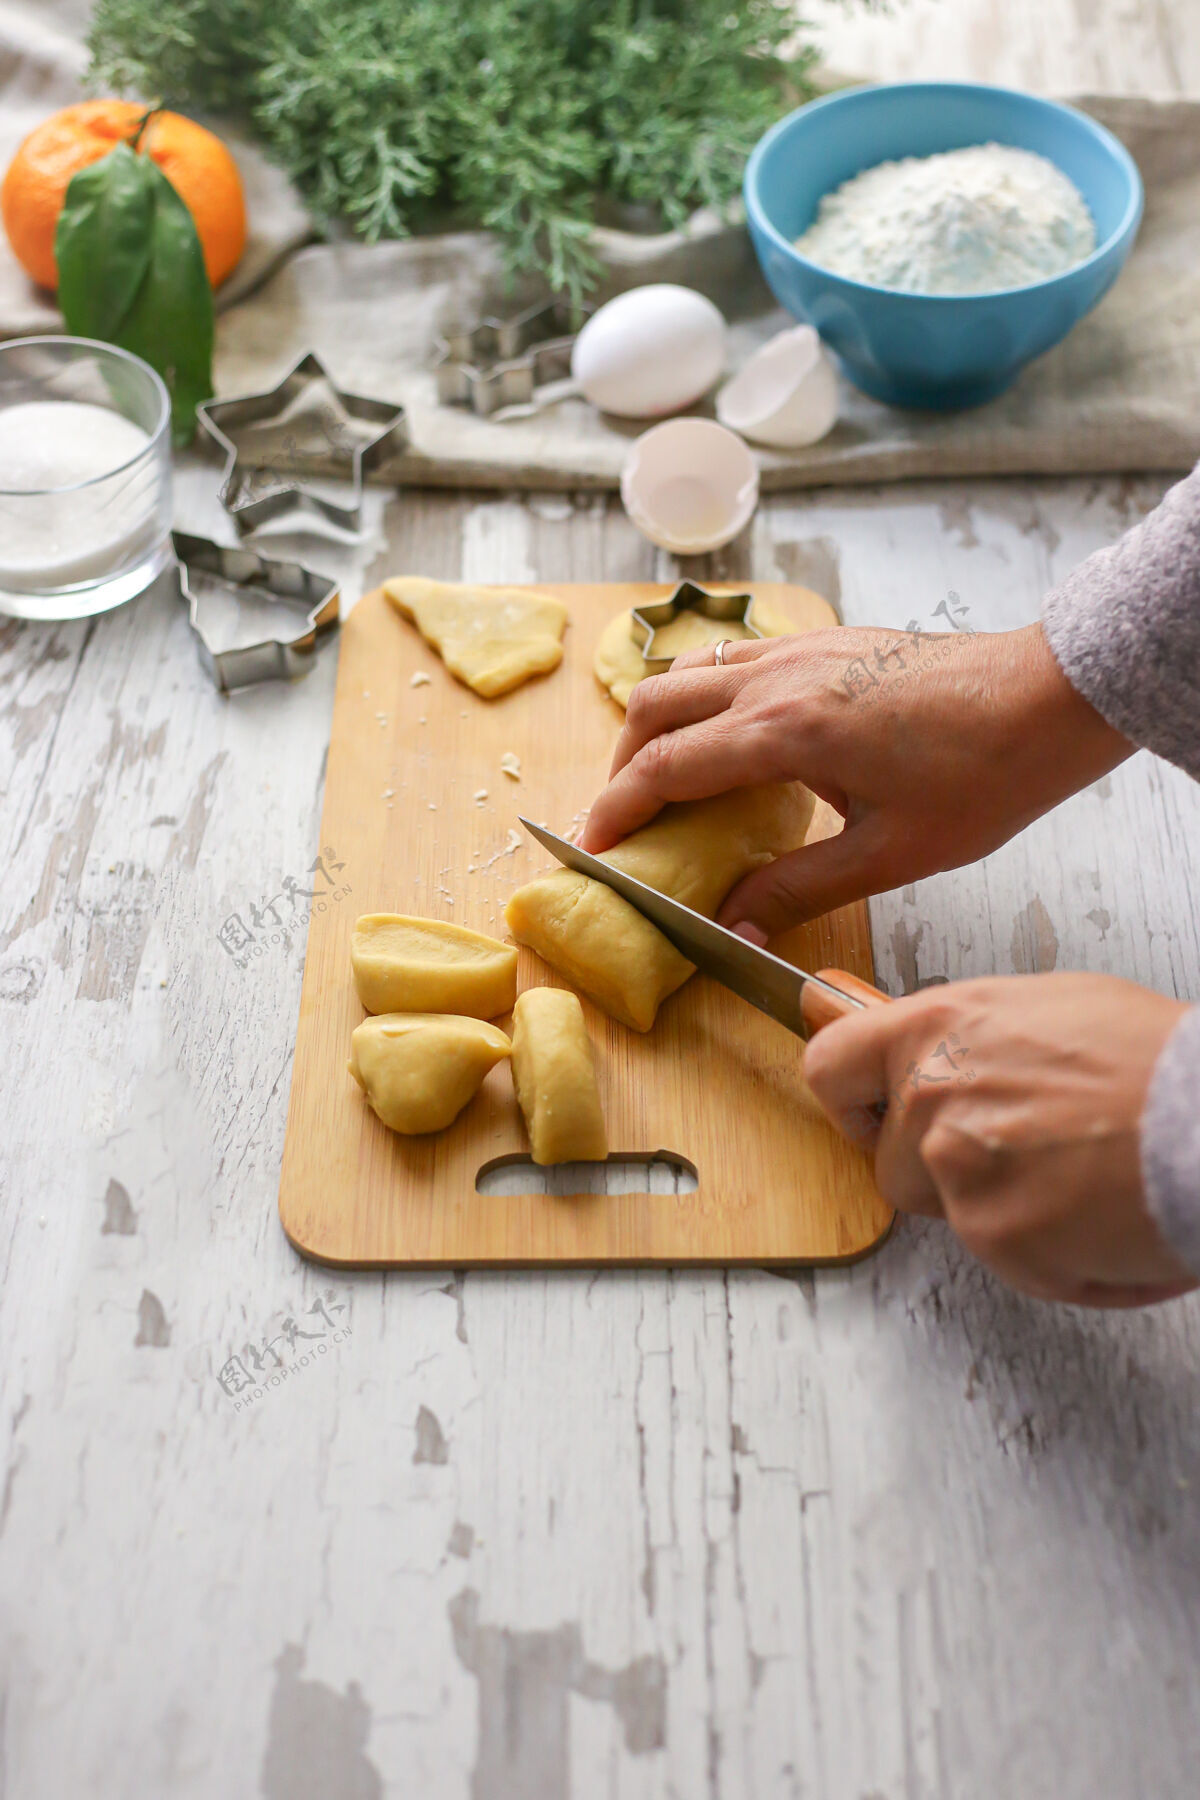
[349,1013,511,1135]
[506,868,690,1033]
[511,989,608,1165]
[594,593,797,709]
[505,783,815,1031]
[352,914,517,1018]
[384,575,567,698]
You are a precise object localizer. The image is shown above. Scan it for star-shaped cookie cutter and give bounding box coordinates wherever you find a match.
[432,298,590,417]
[196,351,408,535]
[630,581,763,671]
[173,531,340,693]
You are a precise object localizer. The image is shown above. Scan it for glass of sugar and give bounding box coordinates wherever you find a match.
[0,335,173,621]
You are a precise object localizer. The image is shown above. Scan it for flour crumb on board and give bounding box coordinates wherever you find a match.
[469,828,524,875]
[474,789,488,806]
[410,670,432,687]
[428,802,437,811]
[500,752,521,781]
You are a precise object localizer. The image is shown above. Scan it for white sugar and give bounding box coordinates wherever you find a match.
[0,400,156,587]
[0,400,149,492]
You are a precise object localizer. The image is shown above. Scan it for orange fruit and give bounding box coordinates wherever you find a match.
[1,100,247,292]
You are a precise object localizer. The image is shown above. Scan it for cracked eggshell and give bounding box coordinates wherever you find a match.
[620,417,759,556]
[716,324,839,449]
[570,284,726,419]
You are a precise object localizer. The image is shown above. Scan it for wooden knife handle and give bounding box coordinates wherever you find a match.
[801,968,891,1036]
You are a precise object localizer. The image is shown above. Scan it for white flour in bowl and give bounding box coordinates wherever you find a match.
[794,143,1095,294]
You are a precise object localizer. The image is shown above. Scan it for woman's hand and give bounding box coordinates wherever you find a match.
[804,972,1195,1308]
[581,624,1132,941]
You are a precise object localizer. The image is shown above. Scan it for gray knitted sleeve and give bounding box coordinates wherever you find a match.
[1041,463,1200,1276]
[1042,464,1200,781]
[1141,1008,1200,1276]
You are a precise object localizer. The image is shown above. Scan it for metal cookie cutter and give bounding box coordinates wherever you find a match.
[432,298,589,417]
[173,531,340,693]
[196,351,408,535]
[630,581,763,671]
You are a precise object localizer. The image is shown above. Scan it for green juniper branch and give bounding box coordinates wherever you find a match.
[86,0,824,296]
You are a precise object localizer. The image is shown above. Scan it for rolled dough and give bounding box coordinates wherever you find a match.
[384,576,568,697]
[511,989,608,1165]
[504,783,816,1032]
[594,593,798,709]
[348,1013,511,1135]
[351,914,518,1018]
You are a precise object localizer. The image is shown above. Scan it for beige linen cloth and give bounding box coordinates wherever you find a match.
[2,1,1198,488]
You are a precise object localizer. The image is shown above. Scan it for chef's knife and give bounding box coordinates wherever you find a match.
[518,818,890,1039]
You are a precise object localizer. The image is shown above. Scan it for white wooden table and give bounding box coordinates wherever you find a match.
[3,9,1200,1797]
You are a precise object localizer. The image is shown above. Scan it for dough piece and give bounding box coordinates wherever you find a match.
[505,783,815,1031]
[349,1013,511,1135]
[352,914,517,1018]
[384,576,567,697]
[511,989,608,1165]
[506,871,689,1032]
[594,594,797,709]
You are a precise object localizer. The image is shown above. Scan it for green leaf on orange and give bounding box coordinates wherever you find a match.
[56,139,214,446]
[55,141,154,338]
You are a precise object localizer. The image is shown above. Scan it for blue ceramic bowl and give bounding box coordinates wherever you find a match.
[743,82,1143,410]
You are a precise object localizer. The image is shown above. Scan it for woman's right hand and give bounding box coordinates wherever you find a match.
[802,969,1195,1308]
[581,622,1132,942]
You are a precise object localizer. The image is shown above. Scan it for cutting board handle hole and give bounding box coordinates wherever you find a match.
[476,1152,698,1198]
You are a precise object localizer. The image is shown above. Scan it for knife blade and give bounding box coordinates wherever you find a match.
[518,817,889,1039]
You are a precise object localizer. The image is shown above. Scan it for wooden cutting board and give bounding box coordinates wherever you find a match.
[278,582,893,1267]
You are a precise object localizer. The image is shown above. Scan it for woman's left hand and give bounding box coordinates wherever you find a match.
[804,970,1195,1307]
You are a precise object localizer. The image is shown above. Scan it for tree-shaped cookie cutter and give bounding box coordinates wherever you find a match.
[196,351,408,535]
[431,298,590,417]
[173,531,340,693]
[630,581,763,671]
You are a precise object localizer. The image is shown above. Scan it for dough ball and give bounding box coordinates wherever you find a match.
[505,783,815,1031]
[594,594,797,709]
[384,576,567,697]
[348,1013,511,1135]
[511,989,608,1165]
[351,915,518,1019]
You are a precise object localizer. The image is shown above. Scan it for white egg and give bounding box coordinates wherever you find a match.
[571,284,726,419]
